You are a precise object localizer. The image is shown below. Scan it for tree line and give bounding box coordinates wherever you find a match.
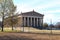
[43,22,60,30]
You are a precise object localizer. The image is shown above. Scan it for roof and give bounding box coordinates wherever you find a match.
[18,10,44,17]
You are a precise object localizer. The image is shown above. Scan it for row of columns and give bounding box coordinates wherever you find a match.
[22,17,43,27]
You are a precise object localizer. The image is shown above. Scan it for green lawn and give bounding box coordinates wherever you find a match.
[0,27,21,32]
[0,27,60,40]
[0,27,60,34]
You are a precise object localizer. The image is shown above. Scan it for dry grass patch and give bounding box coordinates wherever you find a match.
[0,32,59,40]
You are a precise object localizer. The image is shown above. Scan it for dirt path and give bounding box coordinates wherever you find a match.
[0,32,60,40]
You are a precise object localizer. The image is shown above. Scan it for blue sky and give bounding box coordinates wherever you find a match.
[13,0,60,24]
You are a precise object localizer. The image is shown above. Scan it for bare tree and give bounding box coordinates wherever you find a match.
[9,15,18,30]
[8,5,17,31]
[0,0,16,31]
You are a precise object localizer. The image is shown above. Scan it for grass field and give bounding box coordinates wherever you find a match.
[0,27,60,40]
[0,27,60,34]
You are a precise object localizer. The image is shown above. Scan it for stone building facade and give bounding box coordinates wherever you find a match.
[18,11,44,28]
[4,10,44,28]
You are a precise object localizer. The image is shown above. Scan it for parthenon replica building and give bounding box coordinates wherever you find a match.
[17,10,44,28]
[4,10,44,28]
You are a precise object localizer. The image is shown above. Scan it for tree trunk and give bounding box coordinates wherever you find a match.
[1,15,4,32]
[1,22,3,32]
[12,25,14,31]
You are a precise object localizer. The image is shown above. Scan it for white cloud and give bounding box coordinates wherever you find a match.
[16,4,33,12]
[44,14,54,23]
[15,0,60,12]
[43,10,60,14]
[44,13,60,24]
[34,1,60,11]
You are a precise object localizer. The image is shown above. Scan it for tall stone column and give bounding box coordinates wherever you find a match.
[39,18,41,26]
[22,17,24,26]
[37,18,38,27]
[34,18,35,27]
[24,17,26,26]
[31,17,32,27]
[38,18,39,26]
[41,18,43,27]
[40,18,43,26]
[27,17,29,26]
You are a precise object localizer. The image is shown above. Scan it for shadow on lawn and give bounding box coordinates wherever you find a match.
[0,32,58,40]
[0,35,34,40]
[0,35,50,40]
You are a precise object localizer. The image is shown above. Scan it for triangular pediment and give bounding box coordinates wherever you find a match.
[19,11,44,17]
